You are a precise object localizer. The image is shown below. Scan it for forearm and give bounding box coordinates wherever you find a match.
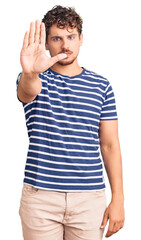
[19,72,42,97]
[101,141,124,201]
[17,72,42,102]
[99,120,125,236]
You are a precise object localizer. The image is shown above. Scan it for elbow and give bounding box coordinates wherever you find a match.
[100,143,113,156]
[100,140,121,164]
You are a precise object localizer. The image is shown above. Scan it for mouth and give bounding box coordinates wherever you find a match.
[61,51,72,58]
[64,52,72,57]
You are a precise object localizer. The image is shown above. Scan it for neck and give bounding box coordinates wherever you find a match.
[50,59,83,77]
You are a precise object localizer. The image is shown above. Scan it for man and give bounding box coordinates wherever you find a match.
[17,5,125,240]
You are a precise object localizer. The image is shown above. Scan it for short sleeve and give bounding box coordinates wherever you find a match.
[100,82,118,120]
[16,72,24,103]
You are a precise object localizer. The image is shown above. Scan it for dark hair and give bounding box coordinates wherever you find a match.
[42,5,83,42]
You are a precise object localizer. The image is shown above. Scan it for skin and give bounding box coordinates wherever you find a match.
[99,120,125,237]
[18,19,125,238]
[45,23,83,76]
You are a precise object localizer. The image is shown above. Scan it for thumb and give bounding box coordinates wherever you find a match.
[48,53,67,67]
[100,210,109,229]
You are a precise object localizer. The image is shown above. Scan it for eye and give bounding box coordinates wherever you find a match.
[68,35,75,40]
[53,37,61,41]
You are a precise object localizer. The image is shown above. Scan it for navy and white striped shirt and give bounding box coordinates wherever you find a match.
[16,67,118,192]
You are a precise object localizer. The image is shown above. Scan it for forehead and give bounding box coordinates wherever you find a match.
[48,23,79,36]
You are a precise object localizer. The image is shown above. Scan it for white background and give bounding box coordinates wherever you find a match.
[0,0,141,239]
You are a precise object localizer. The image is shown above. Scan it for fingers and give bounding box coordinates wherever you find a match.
[100,209,108,229]
[48,53,67,67]
[22,20,45,49]
[105,220,124,238]
[29,22,35,45]
[34,20,40,43]
[105,221,115,238]
[40,22,46,45]
[22,31,29,49]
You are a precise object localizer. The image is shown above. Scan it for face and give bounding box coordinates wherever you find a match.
[46,24,83,66]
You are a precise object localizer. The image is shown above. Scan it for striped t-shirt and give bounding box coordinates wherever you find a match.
[16,67,118,192]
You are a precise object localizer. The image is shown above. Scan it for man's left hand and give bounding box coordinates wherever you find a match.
[100,198,125,238]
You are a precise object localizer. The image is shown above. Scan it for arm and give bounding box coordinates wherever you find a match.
[17,72,42,103]
[99,120,125,238]
[18,20,67,103]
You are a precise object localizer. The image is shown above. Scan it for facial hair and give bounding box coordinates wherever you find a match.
[58,55,77,66]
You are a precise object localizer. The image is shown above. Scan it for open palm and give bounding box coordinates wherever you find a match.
[20,20,67,74]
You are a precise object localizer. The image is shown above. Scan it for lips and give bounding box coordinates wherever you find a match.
[64,52,71,57]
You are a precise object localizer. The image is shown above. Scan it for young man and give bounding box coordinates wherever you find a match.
[17,5,125,240]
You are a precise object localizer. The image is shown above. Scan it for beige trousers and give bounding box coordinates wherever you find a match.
[19,183,107,240]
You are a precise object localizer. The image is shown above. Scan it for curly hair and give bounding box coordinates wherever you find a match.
[42,5,83,42]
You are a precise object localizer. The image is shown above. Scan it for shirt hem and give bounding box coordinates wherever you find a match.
[23,180,106,193]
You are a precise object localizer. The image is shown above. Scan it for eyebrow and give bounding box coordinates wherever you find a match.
[50,34,77,39]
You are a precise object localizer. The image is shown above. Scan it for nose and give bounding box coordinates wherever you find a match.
[61,38,69,50]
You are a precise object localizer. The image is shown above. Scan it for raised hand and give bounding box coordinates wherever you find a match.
[20,20,67,74]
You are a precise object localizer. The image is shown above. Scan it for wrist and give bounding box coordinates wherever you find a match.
[22,72,39,80]
[111,192,125,202]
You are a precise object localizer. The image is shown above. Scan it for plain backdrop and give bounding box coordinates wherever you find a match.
[0,0,141,239]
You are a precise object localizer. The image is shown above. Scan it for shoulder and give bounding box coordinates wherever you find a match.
[83,68,110,87]
[83,68,109,83]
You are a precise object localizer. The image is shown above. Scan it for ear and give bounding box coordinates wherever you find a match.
[45,42,49,50]
[80,33,83,46]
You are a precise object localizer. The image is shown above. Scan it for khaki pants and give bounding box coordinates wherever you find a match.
[19,183,107,240]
